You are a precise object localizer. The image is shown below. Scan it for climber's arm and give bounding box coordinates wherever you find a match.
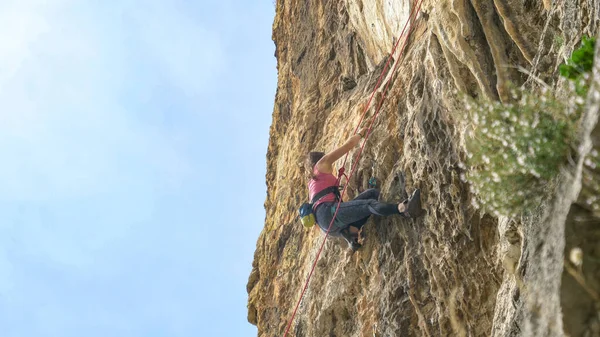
[316,127,368,174]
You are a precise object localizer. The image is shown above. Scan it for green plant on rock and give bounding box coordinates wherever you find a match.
[462,88,581,217]
[560,36,596,96]
[460,35,596,218]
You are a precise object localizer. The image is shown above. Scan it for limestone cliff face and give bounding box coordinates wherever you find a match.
[248,1,600,336]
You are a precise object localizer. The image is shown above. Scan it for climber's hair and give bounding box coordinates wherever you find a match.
[306,151,325,180]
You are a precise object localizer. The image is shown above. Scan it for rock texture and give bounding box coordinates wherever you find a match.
[248,1,600,336]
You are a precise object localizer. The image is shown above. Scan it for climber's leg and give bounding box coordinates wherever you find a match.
[343,189,380,230]
[332,198,400,225]
[352,188,380,201]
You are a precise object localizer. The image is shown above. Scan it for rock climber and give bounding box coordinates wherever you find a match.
[306,127,423,251]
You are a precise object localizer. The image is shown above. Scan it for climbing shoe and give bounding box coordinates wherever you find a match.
[340,228,362,252]
[402,189,423,218]
[349,240,362,252]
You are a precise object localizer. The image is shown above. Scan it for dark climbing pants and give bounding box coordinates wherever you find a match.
[314,188,400,237]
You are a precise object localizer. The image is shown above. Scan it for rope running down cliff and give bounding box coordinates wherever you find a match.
[283,1,425,335]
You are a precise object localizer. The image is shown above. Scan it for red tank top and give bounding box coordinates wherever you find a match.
[308,167,339,209]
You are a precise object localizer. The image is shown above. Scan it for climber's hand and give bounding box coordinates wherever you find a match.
[317,126,370,172]
[357,126,369,138]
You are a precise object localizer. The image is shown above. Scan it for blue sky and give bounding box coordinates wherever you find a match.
[0,1,275,336]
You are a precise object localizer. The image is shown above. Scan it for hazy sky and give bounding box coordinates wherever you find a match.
[0,0,275,336]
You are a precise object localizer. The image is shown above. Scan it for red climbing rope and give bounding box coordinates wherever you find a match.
[337,3,420,182]
[283,1,424,335]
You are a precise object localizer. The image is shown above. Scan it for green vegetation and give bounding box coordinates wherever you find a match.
[559,36,596,96]
[461,37,595,217]
[559,36,595,82]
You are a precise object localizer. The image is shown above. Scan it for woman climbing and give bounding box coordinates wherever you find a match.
[306,127,423,251]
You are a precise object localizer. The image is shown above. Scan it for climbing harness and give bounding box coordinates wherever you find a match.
[298,186,341,228]
[336,166,349,185]
[284,1,425,335]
